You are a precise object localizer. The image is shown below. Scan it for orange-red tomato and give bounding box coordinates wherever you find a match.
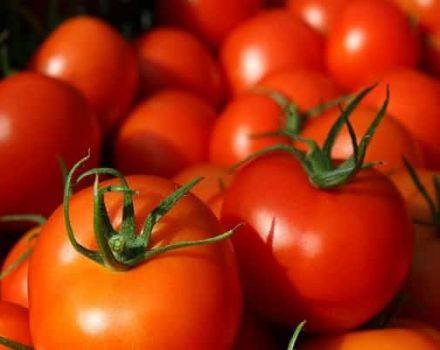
[30,16,139,134]
[28,175,242,349]
[154,0,263,48]
[221,9,325,96]
[300,106,425,174]
[0,302,32,349]
[114,90,216,178]
[134,27,224,107]
[326,0,421,90]
[392,0,440,32]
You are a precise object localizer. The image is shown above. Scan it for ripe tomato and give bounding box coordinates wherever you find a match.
[0,301,32,349]
[299,328,440,349]
[30,16,139,135]
[300,106,425,174]
[114,90,216,178]
[0,72,101,219]
[390,167,440,329]
[361,68,440,170]
[173,163,234,218]
[154,0,263,48]
[326,0,421,90]
[134,27,224,107]
[392,0,440,32]
[209,92,291,166]
[221,153,413,332]
[28,175,241,349]
[221,9,325,96]
[286,0,349,35]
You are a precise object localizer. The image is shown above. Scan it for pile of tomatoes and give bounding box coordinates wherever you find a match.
[0,0,440,349]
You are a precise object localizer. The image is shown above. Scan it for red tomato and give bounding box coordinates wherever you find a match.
[326,0,421,90]
[154,0,263,48]
[299,328,440,349]
[30,16,139,134]
[0,302,32,349]
[114,90,216,178]
[1,226,39,308]
[209,92,291,166]
[256,68,343,111]
[392,0,440,32]
[134,27,224,107]
[300,106,425,174]
[221,153,413,332]
[28,175,241,349]
[286,0,349,34]
[0,72,101,219]
[361,68,440,170]
[390,168,440,329]
[221,9,325,96]
[173,163,234,218]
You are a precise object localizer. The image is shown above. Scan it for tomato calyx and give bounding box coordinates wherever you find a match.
[64,155,240,271]
[287,320,306,350]
[402,158,440,231]
[0,336,33,350]
[235,84,388,189]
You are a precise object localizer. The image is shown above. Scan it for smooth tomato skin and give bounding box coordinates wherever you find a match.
[0,302,32,348]
[154,0,263,48]
[28,175,242,349]
[299,328,440,350]
[326,0,421,90]
[221,153,413,332]
[0,72,101,218]
[134,27,224,107]
[256,69,343,111]
[300,106,425,174]
[173,163,234,218]
[390,168,440,329]
[31,15,139,134]
[209,92,291,167]
[0,226,39,308]
[220,9,325,96]
[361,68,440,170]
[114,90,216,178]
[286,0,349,35]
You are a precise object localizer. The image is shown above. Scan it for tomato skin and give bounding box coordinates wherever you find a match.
[300,106,425,174]
[299,328,440,349]
[361,68,440,170]
[220,9,325,96]
[28,175,241,349]
[31,15,139,134]
[114,90,216,178]
[154,0,263,48]
[0,301,32,348]
[134,27,224,107]
[209,92,291,167]
[326,0,421,90]
[0,72,101,219]
[221,153,413,332]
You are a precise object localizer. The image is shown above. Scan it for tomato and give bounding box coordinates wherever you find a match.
[0,72,101,219]
[30,15,139,135]
[326,0,421,90]
[220,9,325,96]
[209,92,291,166]
[389,318,440,344]
[361,68,440,170]
[286,0,349,35]
[221,153,413,332]
[114,89,216,178]
[390,168,440,329]
[154,0,263,48]
[134,27,224,107]
[173,163,234,218]
[0,301,32,349]
[1,226,39,308]
[299,328,440,349]
[28,174,241,349]
[300,106,425,174]
[392,0,440,32]
[256,69,343,112]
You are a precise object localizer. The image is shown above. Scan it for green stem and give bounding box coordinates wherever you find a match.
[0,336,33,350]
[287,321,306,350]
[0,248,32,279]
[0,214,46,226]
